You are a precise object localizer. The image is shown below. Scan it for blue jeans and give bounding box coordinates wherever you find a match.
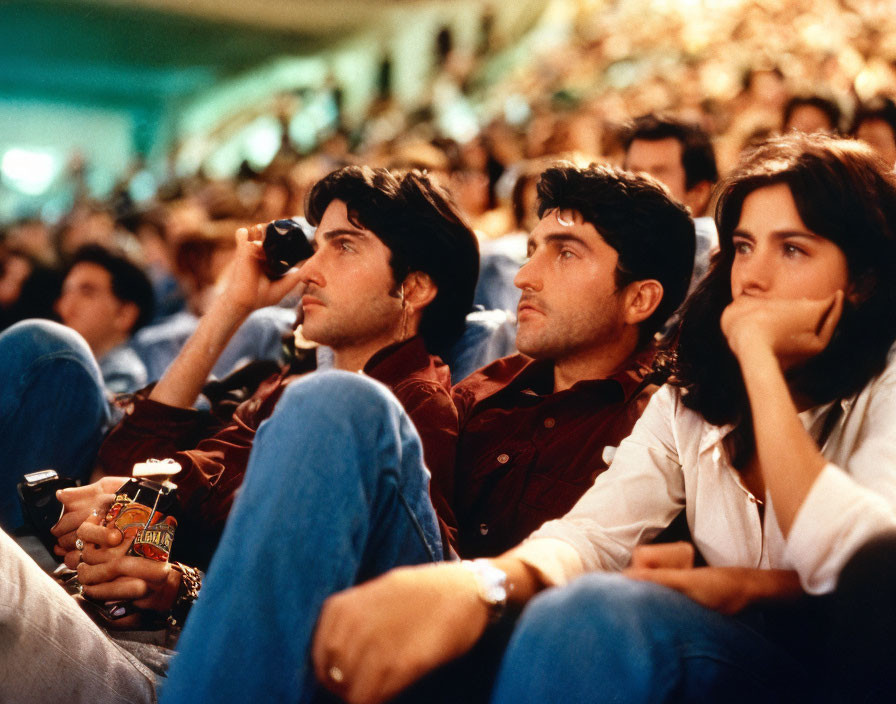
[161,371,443,704]
[0,320,109,530]
[491,573,812,704]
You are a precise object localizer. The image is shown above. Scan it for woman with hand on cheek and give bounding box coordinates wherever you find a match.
[488,134,896,704]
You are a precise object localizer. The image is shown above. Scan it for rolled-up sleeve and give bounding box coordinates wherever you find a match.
[786,368,896,593]
[787,464,896,593]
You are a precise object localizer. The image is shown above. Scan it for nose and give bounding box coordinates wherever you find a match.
[732,249,771,296]
[55,292,73,323]
[514,255,542,292]
[296,250,324,289]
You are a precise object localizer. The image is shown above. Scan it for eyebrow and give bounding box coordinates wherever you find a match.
[528,232,594,251]
[318,228,369,242]
[731,229,822,242]
[313,228,370,250]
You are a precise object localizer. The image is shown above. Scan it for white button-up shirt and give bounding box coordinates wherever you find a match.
[513,346,896,595]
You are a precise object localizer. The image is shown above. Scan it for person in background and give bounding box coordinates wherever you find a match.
[622,113,720,291]
[850,95,896,169]
[56,243,154,395]
[782,94,842,135]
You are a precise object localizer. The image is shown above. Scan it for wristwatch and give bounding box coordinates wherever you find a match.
[461,559,509,623]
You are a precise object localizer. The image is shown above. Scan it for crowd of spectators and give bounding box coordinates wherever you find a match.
[3,4,896,699]
[4,0,896,377]
[2,79,895,389]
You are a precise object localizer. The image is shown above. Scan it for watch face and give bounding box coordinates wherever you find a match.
[485,584,508,605]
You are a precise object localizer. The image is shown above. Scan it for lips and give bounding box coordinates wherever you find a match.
[517,296,545,317]
[301,294,325,310]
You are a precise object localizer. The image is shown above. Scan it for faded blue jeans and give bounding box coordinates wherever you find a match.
[0,320,109,530]
[161,371,443,704]
[491,572,818,704]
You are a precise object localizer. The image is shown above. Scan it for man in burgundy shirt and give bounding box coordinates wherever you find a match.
[74,167,476,567]
[37,165,478,570]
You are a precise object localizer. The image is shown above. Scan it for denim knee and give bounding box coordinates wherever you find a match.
[496,573,804,704]
[0,319,94,366]
[514,572,677,650]
[250,369,419,492]
[276,370,403,425]
[494,574,695,703]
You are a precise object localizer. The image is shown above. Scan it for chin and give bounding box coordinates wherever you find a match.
[515,337,549,359]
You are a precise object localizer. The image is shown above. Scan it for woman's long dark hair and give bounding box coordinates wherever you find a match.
[671,134,896,464]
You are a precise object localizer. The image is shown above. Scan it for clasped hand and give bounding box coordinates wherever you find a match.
[624,542,801,615]
[51,478,180,623]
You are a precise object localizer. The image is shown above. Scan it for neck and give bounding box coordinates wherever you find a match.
[91,333,128,361]
[551,328,640,393]
[331,335,405,372]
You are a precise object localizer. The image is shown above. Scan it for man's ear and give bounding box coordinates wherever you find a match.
[400,272,437,312]
[684,180,712,218]
[114,301,140,335]
[623,279,664,325]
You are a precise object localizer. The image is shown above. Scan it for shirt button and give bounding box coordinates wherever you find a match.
[497,453,510,464]
[543,417,556,428]
[480,523,489,535]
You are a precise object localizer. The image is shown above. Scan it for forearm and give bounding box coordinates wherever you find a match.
[738,344,827,536]
[740,568,803,604]
[150,297,251,408]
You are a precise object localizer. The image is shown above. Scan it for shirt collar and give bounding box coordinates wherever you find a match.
[362,336,447,388]
[501,346,657,404]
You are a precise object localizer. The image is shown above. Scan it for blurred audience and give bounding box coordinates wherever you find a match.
[782,94,843,134]
[56,244,154,394]
[851,96,896,168]
[622,113,719,291]
[2,0,896,392]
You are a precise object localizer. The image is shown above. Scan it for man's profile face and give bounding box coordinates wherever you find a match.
[297,199,403,353]
[624,137,688,203]
[514,208,628,362]
[56,262,130,353]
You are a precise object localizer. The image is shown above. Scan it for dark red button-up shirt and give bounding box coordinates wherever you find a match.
[98,336,457,567]
[451,352,656,558]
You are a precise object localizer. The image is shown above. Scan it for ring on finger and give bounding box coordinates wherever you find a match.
[74,537,84,551]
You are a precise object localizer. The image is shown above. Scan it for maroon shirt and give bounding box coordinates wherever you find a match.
[451,352,656,558]
[98,336,457,567]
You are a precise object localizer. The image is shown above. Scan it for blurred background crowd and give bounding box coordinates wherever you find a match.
[3,0,896,388]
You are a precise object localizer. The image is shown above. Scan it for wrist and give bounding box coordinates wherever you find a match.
[730,334,779,373]
[460,559,509,624]
[166,562,202,630]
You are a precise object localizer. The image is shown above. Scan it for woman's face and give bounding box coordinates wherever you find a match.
[730,183,850,302]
